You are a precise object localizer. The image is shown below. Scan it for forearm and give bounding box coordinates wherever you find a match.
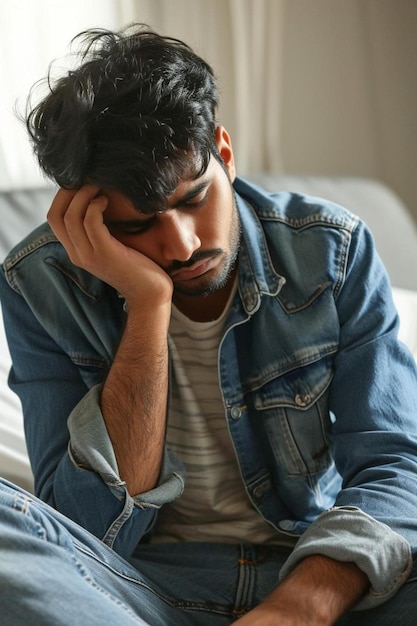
[44,185,180,495]
[270,555,368,624]
[100,303,171,495]
[238,555,369,626]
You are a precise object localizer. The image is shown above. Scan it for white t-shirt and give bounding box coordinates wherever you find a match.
[152,286,295,546]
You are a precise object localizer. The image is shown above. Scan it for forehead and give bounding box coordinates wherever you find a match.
[103,157,217,219]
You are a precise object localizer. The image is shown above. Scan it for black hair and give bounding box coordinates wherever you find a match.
[26,23,220,212]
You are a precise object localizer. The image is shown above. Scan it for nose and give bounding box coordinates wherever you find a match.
[157,211,201,262]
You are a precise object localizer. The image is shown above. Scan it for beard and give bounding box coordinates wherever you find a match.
[170,191,241,298]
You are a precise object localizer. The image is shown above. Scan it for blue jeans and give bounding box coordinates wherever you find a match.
[0,479,415,625]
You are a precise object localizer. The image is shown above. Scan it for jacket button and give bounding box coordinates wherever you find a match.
[295,393,311,407]
[230,406,242,419]
[253,480,270,500]
[278,519,295,531]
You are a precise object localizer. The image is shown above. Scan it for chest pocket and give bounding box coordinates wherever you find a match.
[251,355,335,476]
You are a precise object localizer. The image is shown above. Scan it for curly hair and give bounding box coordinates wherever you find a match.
[26,24,220,212]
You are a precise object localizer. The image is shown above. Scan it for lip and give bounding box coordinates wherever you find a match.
[170,256,219,282]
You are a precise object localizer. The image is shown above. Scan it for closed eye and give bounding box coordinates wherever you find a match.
[172,180,211,209]
[107,216,156,236]
[182,188,209,208]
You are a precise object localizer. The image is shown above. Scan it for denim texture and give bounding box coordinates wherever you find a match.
[0,478,417,625]
[1,177,417,610]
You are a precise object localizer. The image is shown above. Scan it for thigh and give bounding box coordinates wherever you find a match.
[0,480,253,625]
[0,479,149,625]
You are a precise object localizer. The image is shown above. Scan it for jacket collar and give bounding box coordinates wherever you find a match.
[234,178,285,315]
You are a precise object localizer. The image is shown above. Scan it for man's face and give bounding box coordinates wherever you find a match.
[103,129,240,301]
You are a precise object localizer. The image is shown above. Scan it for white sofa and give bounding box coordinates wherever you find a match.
[1,177,417,492]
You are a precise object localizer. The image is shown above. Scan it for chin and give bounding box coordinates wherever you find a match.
[175,265,235,298]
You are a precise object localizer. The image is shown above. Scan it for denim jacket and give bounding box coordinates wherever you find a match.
[1,177,417,609]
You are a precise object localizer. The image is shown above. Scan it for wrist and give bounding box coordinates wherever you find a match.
[261,555,369,626]
[123,287,172,315]
[124,296,172,327]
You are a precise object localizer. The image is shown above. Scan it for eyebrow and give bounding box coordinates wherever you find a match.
[106,217,154,230]
[170,179,211,208]
[105,178,212,229]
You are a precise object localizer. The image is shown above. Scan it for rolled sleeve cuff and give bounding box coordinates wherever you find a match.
[67,384,185,507]
[279,506,412,610]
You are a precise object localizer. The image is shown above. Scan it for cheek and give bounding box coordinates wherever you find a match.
[200,214,224,248]
[206,190,236,245]
[220,203,239,251]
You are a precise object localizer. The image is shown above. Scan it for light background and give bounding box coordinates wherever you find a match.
[1,0,416,222]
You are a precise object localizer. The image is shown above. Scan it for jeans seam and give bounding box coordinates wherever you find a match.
[69,552,145,624]
[75,542,235,617]
[12,494,47,541]
[233,545,259,618]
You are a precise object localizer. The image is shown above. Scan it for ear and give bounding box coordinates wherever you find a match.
[215,126,236,182]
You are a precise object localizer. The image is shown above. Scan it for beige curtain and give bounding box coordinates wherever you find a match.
[363,0,417,215]
[276,0,417,218]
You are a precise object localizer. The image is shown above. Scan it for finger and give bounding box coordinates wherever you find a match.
[47,185,101,261]
[47,188,78,247]
[64,196,110,267]
[47,185,99,224]
[82,195,113,247]
[75,194,114,258]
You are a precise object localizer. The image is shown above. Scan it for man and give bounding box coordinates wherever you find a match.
[0,24,416,625]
